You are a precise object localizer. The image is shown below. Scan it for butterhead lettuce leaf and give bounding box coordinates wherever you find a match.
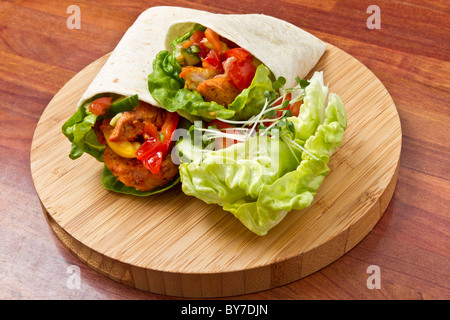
[177,72,347,235]
[228,65,276,120]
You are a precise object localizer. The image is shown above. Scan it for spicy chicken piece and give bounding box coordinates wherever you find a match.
[108,103,164,142]
[197,76,241,106]
[179,66,220,90]
[103,145,179,192]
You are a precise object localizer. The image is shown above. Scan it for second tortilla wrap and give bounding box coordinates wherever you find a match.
[164,13,327,90]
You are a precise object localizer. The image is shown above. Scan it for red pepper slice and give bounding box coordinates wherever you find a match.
[136,137,166,174]
[224,48,251,61]
[141,148,164,175]
[136,111,180,174]
[88,97,112,116]
[160,111,180,145]
[202,49,223,71]
[144,151,163,175]
[136,136,162,160]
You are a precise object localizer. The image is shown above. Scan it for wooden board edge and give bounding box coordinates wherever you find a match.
[39,197,136,289]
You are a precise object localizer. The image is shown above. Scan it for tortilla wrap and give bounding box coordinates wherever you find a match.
[164,13,327,91]
[79,6,326,110]
[78,6,213,108]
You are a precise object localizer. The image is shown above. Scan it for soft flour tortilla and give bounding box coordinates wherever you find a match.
[79,6,326,110]
[165,13,327,90]
[78,6,212,108]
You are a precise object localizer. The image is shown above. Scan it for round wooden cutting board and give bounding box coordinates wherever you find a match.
[30,44,401,297]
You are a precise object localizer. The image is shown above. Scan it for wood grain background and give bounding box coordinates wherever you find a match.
[0,0,449,300]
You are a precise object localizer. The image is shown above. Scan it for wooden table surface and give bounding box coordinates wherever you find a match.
[0,0,448,300]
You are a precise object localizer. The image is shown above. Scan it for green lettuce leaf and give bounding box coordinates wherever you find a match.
[148,26,277,121]
[235,93,347,235]
[148,50,236,120]
[101,164,180,196]
[61,95,105,162]
[288,71,328,144]
[177,73,347,236]
[178,132,302,204]
[61,94,142,162]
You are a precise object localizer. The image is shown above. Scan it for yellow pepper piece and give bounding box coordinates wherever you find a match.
[103,130,141,159]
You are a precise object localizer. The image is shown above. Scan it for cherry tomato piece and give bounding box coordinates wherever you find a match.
[227,56,256,90]
[89,97,112,116]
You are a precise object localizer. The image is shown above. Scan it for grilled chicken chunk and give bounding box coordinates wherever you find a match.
[179,66,220,90]
[103,145,178,192]
[108,103,164,142]
[197,76,241,106]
